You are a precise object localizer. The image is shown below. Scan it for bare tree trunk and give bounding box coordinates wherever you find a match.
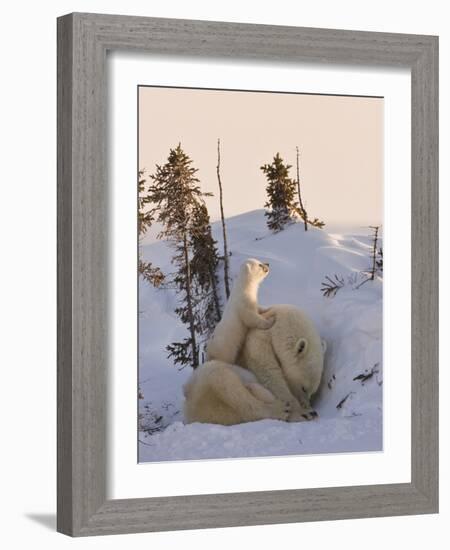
[369,226,380,280]
[296,146,308,231]
[182,231,199,367]
[217,138,231,299]
[209,266,222,322]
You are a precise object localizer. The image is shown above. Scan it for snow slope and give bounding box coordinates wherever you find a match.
[139,210,383,462]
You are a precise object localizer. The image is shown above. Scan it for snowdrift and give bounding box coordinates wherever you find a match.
[139,210,383,462]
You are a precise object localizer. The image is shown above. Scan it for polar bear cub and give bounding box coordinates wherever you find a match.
[183,360,291,425]
[206,258,275,364]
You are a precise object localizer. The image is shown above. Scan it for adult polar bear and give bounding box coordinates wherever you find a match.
[238,304,326,422]
[183,360,293,425]
[184,304,326,425]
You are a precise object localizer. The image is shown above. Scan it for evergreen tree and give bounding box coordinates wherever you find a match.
[261,153,299,232]
[166,238,203,369]
[148,144,211,368]
[190,201,222,337]
[138,170,165,287]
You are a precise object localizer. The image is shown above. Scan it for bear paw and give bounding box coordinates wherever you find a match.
[261,315,276,329]
[288,408,318,422]
[268,400,292,421]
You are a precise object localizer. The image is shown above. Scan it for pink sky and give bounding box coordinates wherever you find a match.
[139,86,383,236]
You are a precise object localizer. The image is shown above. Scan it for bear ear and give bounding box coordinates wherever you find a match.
[321,339,327,354]
[296,338,308,355]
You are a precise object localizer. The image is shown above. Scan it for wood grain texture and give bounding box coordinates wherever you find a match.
[57,12,108,535]
[410,36,439,505]
[57,12,439,537]
[57,13,74,535]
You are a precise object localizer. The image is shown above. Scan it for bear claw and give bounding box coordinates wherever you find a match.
[300,410,318,421]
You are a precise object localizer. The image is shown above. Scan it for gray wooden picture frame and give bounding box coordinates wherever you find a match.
[57,12,439,537]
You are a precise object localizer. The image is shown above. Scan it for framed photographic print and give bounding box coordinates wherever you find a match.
[137,85,384,462]
[57,13,438,536]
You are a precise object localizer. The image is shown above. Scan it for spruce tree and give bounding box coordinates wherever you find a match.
[189,202,222,338]
[166,238,203,368]
[261,153,299,232]
[148,144,210,368]
[138,170,165,287]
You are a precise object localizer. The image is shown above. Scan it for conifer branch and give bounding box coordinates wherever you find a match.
[321,274,345,298]
[368,225,380,280]
[138,169,165,287]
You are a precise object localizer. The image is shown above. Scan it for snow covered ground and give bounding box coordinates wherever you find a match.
[138,210,383,462]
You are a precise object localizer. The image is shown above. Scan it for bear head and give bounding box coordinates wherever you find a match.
[241,258,270,283]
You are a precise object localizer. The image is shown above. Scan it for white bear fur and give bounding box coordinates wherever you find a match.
[183,360,291,425]
[238,304,326,421]
[183,304,325,425]
[206,258,275,364]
